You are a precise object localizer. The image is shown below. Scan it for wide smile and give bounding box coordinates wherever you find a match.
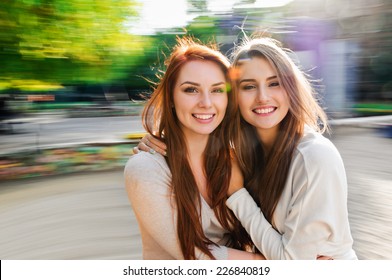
[252,106,277,115]
[192,113,215,121]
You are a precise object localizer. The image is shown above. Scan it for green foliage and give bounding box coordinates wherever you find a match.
[0,0,150,89]
[185,15,220,44]
[0,1,226,95]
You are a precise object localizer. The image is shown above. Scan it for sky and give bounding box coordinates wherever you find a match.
[129,0,294,35]
[129,0,191,35]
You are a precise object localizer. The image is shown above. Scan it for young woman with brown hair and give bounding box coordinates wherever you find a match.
[124,37,262,260]
[226,36,357,259]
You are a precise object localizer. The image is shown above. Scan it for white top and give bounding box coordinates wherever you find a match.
[124,152,229,259]
[226,127,358,259]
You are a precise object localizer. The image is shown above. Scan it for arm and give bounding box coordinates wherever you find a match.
[227,248,265,260]
[228,155,244,196]
[226,156,268,260]
[125,153,184,259]
[227,140,355,259]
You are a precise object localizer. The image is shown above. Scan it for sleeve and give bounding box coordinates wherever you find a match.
[124,153,228,260]
[209,245,229,260]
[226,140,352,259]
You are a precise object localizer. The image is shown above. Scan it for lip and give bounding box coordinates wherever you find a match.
[252,106,277,116]
[192,113,215,123]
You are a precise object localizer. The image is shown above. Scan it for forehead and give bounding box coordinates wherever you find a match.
[177,60,226,82]
[237,56,276,76]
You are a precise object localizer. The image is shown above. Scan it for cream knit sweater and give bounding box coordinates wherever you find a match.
[227,127,358,259]
[124,152,229,260]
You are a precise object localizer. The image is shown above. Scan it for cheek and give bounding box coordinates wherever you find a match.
[280,92,290,110]
[215,95,229,112]
[238,105,251,123]
[172,92,180,109]
[173,93,188,111]
[222,96,229,111]
[237,95,248,113]
[172,99,188,122]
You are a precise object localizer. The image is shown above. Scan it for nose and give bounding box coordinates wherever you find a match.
[199,91,212,108]
[256,85,269,102]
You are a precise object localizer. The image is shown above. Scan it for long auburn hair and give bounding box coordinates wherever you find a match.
[231,37,328,226]
[142,37,252,259]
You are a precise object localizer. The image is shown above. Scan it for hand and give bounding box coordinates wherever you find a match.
[228,157,244,197]
[253,253,266,260]
[227,248,266,260]
[317,255,334,260]
[133,134,167,156]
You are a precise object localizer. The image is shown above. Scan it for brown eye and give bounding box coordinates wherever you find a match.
[212,87,225,94]
[269,81,280,87]
[242,84,256,90]
[184,87,198,93]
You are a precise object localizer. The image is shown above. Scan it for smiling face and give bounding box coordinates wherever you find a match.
[236,56,290,145]
[173,60,228,140]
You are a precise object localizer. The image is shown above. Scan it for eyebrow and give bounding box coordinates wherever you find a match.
[239,76,278,84]
[267,75,278,81]
[180,81,226,86]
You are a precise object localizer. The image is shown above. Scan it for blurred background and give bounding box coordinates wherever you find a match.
[0,0,391,260]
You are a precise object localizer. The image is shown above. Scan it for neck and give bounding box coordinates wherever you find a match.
[256,127,278,154]
[185,134,209,160]
[184,133,211,204]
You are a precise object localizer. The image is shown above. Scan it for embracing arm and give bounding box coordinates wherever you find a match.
[227,248,265,260]
[227,140,356,260]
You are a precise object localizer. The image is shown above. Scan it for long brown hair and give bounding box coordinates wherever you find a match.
[231,37,328,225]
[142,37,252,259]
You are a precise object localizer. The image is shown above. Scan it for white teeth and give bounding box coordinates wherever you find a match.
[193,114,213,120]
[254,108,274,114]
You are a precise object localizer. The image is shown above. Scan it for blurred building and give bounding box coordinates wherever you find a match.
[288,0,391,116]
[212,0,392,117]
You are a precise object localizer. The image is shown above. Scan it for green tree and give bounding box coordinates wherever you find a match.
[0,0,151,91]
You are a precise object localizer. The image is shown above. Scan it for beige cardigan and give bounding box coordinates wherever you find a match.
[124,152,229,260]
[227,127,358,260]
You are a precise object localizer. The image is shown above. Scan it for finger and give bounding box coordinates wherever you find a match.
[138,141,150,152]
[139,136,157,152]
[143,136,160,153]
[317,255,334,260]
[132,146,140,154]
[146,134,167,151]
[141,134,149,143]
[140,140,166,157]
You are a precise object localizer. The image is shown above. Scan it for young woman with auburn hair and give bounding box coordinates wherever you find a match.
[124,37,262,260]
